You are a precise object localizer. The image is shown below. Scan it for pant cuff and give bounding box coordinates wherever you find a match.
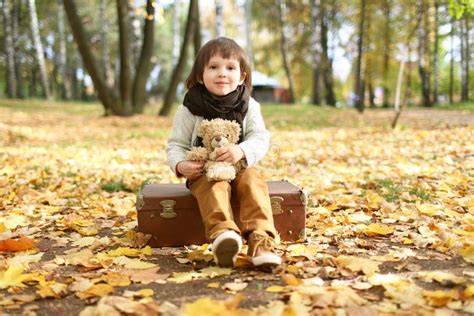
[207,221,241,242]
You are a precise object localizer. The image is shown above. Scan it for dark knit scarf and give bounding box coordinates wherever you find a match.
[183,84,249,147]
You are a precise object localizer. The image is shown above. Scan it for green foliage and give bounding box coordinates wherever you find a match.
[448,0,474,19]
[374,178,403,202]
[101,180,132,193]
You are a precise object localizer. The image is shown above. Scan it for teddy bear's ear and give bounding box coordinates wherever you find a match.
[198,120,210,137]
[227,121,241,144]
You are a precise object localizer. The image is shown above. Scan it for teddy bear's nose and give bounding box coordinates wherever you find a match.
[215,136,221,142]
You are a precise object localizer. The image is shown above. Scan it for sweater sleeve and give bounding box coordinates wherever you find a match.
[166,105,196,176]
[238,99,270,167]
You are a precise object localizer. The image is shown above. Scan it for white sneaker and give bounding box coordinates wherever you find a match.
[212,230,242,267]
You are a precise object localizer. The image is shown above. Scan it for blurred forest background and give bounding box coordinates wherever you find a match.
[0,0,472,116]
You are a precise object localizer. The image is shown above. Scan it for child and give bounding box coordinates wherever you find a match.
[166,37,281,268]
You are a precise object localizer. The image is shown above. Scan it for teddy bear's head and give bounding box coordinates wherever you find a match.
[197,118,241,149]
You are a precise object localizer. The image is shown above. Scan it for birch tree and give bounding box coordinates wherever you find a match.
[57,0,72,99]
[354,0,366,112]
[172,0,181,66]
[244,0,253,67]
[432,1,439,104]
[159,0,199,116]
[28,0,51,100]
[215,0,224,37]
[310,0,322,105]
[417,0,432,107]
[99,0,113,87]
[2,0,17,98]
[382,0,391,107]
[277,0,295,103]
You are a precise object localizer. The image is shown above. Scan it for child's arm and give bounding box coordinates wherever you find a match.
[166,105,198,177]
[238,99,270,166]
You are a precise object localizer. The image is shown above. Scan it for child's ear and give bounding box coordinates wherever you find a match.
[239,72,246,85]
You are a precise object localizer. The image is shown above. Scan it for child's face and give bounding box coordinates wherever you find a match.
[201,54,245,96]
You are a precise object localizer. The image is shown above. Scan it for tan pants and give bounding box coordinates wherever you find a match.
[189,167,277,242]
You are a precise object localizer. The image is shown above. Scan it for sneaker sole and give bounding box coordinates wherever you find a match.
[251,254,282,267]
[215,238,239,267]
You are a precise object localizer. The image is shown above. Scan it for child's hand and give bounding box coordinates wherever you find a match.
[215,145,245,164]
[177,161,205,179]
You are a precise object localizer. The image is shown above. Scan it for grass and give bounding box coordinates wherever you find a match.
[1,98,473,130]
[101,180,132,193]
[435,101,474,112]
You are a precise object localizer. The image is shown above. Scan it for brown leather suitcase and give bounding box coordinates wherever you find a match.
[136,181,306,247]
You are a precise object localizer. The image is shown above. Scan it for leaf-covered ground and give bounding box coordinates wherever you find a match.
[1,101,473,315]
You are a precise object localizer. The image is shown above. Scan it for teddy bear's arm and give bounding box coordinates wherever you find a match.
[186,146,209,161]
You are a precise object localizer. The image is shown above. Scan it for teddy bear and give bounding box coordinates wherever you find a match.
[186,118,244,182]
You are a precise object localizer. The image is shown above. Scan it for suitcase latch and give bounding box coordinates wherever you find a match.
[136,194,145,210]
[270,196,284,215]
[160,200,177,219]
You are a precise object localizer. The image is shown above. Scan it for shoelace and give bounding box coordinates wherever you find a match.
[252,234,275,253]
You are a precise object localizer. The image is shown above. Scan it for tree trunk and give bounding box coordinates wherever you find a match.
[117,0,133,115]
[449,19,455,104]
[159,0,198,116]
[321,0,336,106]
[382,0,391,107]
[57,0,72,100]
[129,1,141,71]
[132,0,155,113]
[12,0,23,98]
[365,1,373,108]
[193,2,201,56]
[99,0,113,87]
[215,0,224,37]
[2,0,17,98]
[28,0,51,100]
[460,17,469,102]
[432,1,439,104]
[417,0,432,107]
[310,0,322,105]
[172,0,181,66]
[63,0,121,115]
[277,0,295,103]
[354,0,366,112]
[244,0,253,67]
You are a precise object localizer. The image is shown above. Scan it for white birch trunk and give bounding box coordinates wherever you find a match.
[172,0,181,67]
[99,0,113,87]
[2,0,17,98]
[57,0,71,99]
[278,0,295,103]
[215,0,224,37]
[28,0,51,99]
[244,0,252,67]
[310,0,322,105]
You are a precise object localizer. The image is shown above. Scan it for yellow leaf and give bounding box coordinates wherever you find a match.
[416,201,439,216]
[417,271,465,285]
[102,272,131,286]
[199,267,233,278]
[366,191,385,209]
[182,297,228,316]
[112,256,156,269]
[282,274,302,286]
[423,289,460,307]
[348,212,372,223]
[2,214,27,230]
[207,282,220,288]
[37,282,68,298]
[266,285,287,292]
[0,223,5,233]
[363,223,395,236]
[72,237,97,248]
[107,246,152,257]
[464,284,474,298]
[335,256,380,276]
[76,283,114,299]
[123,288,154,298]
[460,244,474,263]
[0,266,33,289]
[168,272,199,284]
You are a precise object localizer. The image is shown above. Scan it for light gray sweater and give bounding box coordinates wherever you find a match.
[166,97,270,176]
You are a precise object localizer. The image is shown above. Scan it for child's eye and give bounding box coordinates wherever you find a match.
[209,65,217,69]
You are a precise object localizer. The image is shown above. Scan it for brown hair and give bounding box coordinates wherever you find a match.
[185,37,252,91]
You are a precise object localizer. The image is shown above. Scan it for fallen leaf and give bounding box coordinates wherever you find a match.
[0,236,35,252]
[76,283,114,299]
[363,223,395,236]
[102,272,131,286]
[417,271,465,285]
[423,289,460,307]
[266,285,287,292]
[0,266,33,289]
[112,256,156,269]
[336,255,380,276]
[459,244,474,263]
[223,282,248,292]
